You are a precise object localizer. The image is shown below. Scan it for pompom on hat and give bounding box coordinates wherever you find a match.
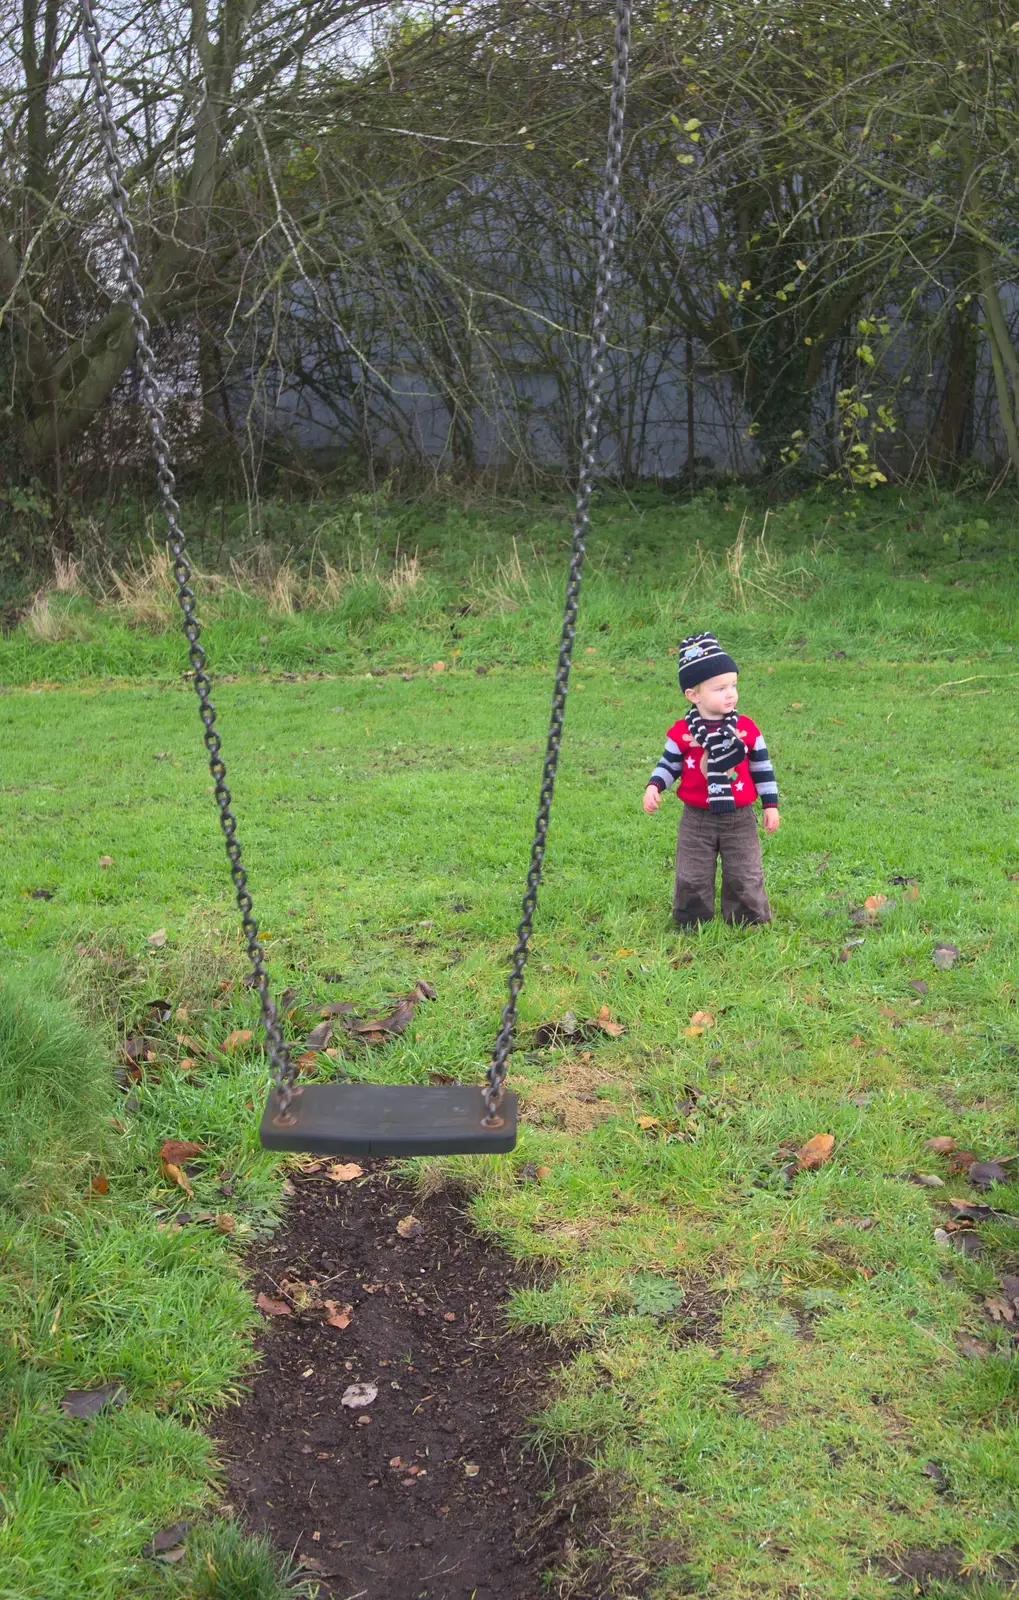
[677,631,738,690]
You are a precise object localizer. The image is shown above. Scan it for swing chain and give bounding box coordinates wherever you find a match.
[80,0,297,1114]
[484,0,632,1122]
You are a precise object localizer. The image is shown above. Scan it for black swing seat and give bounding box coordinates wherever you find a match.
[259,1082,518,1157]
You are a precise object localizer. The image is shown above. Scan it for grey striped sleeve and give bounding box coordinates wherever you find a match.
[648,736,684,793]
[748,732,778,806]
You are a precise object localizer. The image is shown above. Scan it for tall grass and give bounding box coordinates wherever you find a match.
[0,964,114,1214]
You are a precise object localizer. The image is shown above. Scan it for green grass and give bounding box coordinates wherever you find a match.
[0,970,304,1597]
[3,488,1019,1597]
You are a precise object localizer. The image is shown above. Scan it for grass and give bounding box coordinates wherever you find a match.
[0,968,306,1597]
[2,486,1019,1597]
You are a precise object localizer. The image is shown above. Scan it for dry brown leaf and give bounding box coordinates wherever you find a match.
[215,1213,235,1234]
[159,1139,203,1164]
[636,1115,660,1130]
[326,1162,363,1183]
[397,1214,422,1240]
[684,1026,705,1038]
[946,1149,980,1175]
[160,1160,193,1196]
[324,1300,352,1330]
[689,1010,715,1028]
[926,1136,956,1154]
[295,1051,319,1072]
[90,1174,109,1196]
[864,894,888,913]
[146,928,168,948]
[304,1020,332,1053]
[256,1292,292,1317]
[594,1005,625,1038]
[797,1133,835,1171]
[534,1165,552,1182]
[223,1029,253,1053]
[984,1295,1015,1324]
[431,660,446,673]
[98,855,114,868]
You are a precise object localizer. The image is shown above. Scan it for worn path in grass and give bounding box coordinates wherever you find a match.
[3,639,1019,1597]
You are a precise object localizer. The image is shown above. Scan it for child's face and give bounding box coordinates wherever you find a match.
[685,670,738,718]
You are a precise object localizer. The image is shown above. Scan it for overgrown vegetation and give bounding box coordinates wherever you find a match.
[2,492,1019,1596]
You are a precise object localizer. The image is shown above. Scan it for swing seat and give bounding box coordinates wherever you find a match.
[258,1082,518,1157]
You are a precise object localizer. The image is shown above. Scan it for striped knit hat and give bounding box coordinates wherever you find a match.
[677,631,738,690]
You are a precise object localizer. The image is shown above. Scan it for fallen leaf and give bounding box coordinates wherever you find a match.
[958,1334,991,1359]
[304,1020,332,1053]
[911,1173,945,1188]
[946,1149,980,1175]
[223,1030,253,1052]
[797,1133,835,1171]
[952,1231,984,1260]
[684,1026,705,1038]
[689,1010,715,1028]
[909,980,929,997]
[60,1383,126,1419]
[98,855,114,868]
[215,1213,235,1234]
[984,1295,1015,1323]
[90,1174,109,1196]
[324,1301,352,1330]
[464,1463,480,1477]
[431,660,445,673]
[925,1136,956,1154]
[397,1214,422,1240]
[256,1292,292,1317]
[146,929,167,949]
[903,881,920,902]
[295,1052,319,1072]
[326,1162,364,1183]
[1000,1274,1019,1306]
[636,1115,660,1130]
[159,1139,203,1164]
[864,894,889,914]
[322,1000,357,1017]
[933,942,960,970]
[534,1165,552,1182]
[922,1461,948,1491]
[670,952,694,968]
[594,1005,625,1038]
[124,1031,152,1065]
[142,1523,190,1559]
[340,1382,378,1408]
[160,1161,193,1196]
[349,997,417,1040]
[968,1160,1008,1191]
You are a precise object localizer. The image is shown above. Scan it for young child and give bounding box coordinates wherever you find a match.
[642,631,780,927]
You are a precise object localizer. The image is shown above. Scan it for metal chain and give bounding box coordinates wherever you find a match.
[80,0,297,1116]
[484,0,632,1122]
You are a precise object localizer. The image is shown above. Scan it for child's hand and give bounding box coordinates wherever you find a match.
[762,807,780,833]
[643,784,662,815]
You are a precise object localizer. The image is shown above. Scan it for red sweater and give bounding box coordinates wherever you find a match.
[648,715,779,810]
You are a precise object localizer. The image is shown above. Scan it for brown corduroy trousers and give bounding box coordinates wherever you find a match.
[673,804,772,928]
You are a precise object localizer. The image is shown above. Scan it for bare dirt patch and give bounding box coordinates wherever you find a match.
[216,1161,612,1600]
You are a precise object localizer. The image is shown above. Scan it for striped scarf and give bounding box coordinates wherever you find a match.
[684,707,746,815]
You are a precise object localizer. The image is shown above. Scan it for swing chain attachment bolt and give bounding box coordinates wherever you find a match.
[81,0,295,1115]
[484,0,631,1123]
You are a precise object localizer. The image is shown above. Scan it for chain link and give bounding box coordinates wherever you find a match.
[484,0,632,1122]
[80,0,297,1115]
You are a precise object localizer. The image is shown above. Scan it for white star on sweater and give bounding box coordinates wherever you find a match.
[734,780,744,791]
[686,756,696,769]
